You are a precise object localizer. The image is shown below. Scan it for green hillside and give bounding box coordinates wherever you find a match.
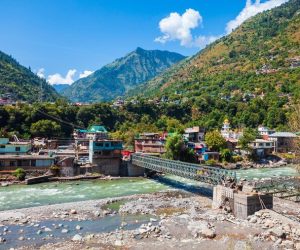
[0,51,60,102]
[133,0,300,129]
[61,47,185,103]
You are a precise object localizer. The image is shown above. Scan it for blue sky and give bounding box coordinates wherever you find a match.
[0,0,288,84]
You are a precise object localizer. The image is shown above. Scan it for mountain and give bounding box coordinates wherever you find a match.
[52,84,70,93]
[131,0,300,129]
[0,50,60,102]
[61,47,186,102]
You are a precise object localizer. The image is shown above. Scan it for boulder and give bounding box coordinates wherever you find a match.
[249,217,257,223]
[70,209,77,215]
[72,234,83,241]
[187,221,216,239]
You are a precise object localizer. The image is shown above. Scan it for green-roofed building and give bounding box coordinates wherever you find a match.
[87,125,108,133]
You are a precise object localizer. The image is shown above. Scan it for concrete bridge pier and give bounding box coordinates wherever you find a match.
[212,185,273,219]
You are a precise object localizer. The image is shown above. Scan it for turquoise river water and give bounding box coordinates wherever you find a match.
[0,167,298,211]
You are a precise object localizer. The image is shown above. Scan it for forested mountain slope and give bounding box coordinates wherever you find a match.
[132,0,300,129]
[62,47,185,102]
[0,51,59,102]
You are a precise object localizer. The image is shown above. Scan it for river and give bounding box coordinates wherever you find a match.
[0,167,298,211]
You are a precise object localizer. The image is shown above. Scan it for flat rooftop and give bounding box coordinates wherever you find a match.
[0,155,54,160]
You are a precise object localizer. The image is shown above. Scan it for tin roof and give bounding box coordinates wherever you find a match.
[269,132,297,138]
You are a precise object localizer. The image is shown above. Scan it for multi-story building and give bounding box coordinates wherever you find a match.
[134,133,166,154]
[269,132,298,153]
[250,139,275,157]
[89,139,123,175]
[184,126,205,142]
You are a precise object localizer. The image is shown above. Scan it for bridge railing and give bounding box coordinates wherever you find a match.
[132,153,236,185]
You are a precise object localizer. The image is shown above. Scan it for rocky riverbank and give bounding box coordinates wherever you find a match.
[0,190,299,250]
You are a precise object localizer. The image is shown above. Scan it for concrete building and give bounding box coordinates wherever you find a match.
[250,139,274,157]
[257,126,275,137]
[0,138,31,155]
[134,133,166,154]
[89,139,123,176]
[0,155,55,171]
[269,132,298,153]
[73,125,108,140]
[184,127,205,142]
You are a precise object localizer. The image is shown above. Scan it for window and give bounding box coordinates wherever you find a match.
[266,143,270,146]
[15,147,20,152]
[105,143,110,148]
[10,161,16,167]
[31,160,36,167]
[0,145,5,149]
[95,143,103,147]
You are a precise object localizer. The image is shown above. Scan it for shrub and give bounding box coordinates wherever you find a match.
[232,155,243,162]
[13,168,26,181]
[206,159,218,166]
[220,149,233,162]
[50,165,60,176]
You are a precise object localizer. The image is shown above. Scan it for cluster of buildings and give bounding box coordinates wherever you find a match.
[134,119,300,163]
[0,138,55,172]
[1,117,299,178]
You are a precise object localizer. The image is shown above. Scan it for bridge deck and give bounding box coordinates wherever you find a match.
[132,154,236,185]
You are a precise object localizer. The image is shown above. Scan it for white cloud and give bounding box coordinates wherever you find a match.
[36,68,45,79]
[226,0,288,34]
[79,70,94,79]
[194,35,220,49]
[155,9,203,47]
[47,69,77,85]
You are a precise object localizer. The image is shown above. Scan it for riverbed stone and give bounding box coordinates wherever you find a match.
[249,217,257,223]
[18,236,25,241]
[36,230,42,235]
[94,211,101,217]
[70,209,77,214]
[72,234,83,241]
[44,227,51,232]
[270,228,285,238]
[61,229,69,234]
[0,237,6,243]
[75,225,82,230]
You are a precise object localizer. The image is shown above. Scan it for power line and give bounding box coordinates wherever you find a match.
[36,109,85,129]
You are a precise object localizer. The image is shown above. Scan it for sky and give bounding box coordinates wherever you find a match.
[0,0,288,85]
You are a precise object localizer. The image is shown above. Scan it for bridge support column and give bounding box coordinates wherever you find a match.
[212,185,273,219]
[127,162,145,177]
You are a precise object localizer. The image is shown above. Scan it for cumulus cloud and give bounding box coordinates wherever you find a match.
[36,68,45,79]
[226,0,288,34]
[79,70,94,79]
[47,69,77,85]
[194,35,220,49]
[155,9,203,47]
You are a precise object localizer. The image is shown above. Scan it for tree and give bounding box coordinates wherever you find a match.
[164,134,196,163]
[288,103,300,153]
[205,131,227,151]
[220,148,233,162]
[238,128,259,151]
[30,120,61,138]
